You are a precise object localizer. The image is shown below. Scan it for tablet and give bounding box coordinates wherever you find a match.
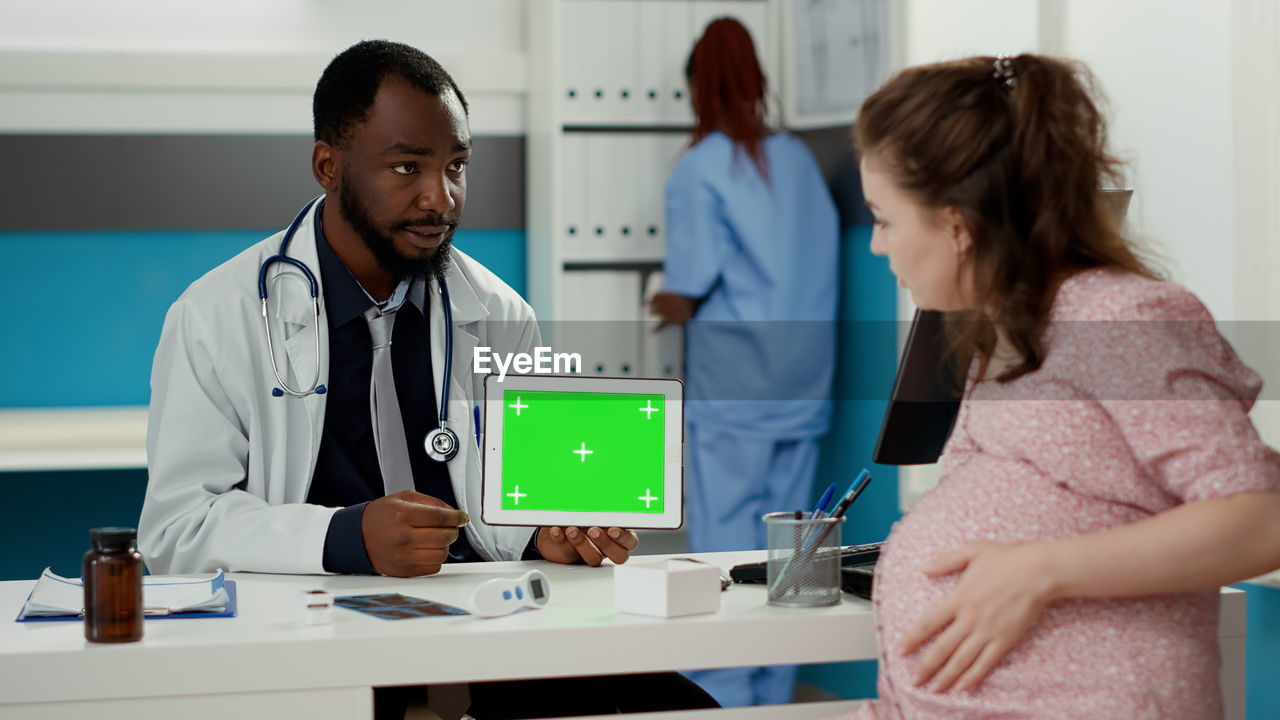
[481,374,684,530]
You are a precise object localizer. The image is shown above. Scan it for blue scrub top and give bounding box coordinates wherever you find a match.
[663,131,839,438]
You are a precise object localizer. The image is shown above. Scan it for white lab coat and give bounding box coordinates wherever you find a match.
[139,201,539,574]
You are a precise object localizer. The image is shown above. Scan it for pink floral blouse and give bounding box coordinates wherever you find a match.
[843,268,1280,719]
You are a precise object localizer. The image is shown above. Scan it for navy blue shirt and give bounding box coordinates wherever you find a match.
[307,214,480,572]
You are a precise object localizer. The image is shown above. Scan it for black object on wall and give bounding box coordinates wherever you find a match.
[872,310,964,465]
[874,190,1134,465]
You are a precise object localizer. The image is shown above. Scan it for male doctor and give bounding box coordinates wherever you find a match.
[140,40,637,577]
[140,39,720,720]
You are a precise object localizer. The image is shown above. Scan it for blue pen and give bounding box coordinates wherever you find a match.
[809,482,838,519]
[798,469,871,556]
[473,405,482,449]
[770,469,873,595]
[825,469,872,526]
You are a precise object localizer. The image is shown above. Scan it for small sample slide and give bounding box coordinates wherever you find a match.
[334,593,470,620]
[481,375,683,530]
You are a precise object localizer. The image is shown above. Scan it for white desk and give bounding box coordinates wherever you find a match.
[0,552,869,719]
[0,553,1247,720]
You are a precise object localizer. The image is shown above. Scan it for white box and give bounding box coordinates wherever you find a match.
[614,559,722,618]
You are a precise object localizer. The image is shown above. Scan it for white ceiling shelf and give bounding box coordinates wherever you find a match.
[0,407,148,472]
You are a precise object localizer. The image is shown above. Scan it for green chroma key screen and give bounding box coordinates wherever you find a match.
[501,390,666,513]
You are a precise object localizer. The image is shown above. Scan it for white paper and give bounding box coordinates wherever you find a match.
[17,567,228,618]
[787,0,890,126]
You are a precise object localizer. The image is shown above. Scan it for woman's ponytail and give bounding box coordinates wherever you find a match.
[855,54,1162,384]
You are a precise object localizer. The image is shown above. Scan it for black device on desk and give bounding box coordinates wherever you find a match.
[841,563,875,600]
[728,542,883,584]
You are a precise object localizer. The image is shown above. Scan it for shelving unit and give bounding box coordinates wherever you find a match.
[526,0,776,379]
[0,407,147,472]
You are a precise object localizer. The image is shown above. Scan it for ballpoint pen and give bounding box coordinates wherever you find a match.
[473,405,482,449]
[809,482,838,520]
[822,469,872,529]
[769,469,872,596]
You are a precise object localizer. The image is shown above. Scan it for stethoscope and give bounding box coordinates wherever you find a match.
[258,196,460,463]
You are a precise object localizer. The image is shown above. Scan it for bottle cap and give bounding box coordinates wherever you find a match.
[90,527,137,552]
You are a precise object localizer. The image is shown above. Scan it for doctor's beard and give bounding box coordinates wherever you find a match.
[338,176,456,281]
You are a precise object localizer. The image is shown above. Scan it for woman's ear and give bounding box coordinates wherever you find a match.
[943,207,973,256]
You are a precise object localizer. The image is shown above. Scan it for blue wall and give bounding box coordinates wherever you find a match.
[1238,583,1280,718]
[0,228,527,408]
[0,469,150,580]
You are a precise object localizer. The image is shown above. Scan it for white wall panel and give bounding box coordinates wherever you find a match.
[0,0,528,134]
[1064,0,1234,320]
[903,0,1038,65]
[0,0,525,56]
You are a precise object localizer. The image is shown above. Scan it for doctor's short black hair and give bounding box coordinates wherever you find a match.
[313,39,469,147]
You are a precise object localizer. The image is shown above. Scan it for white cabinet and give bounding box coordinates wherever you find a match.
[527,0,776,379]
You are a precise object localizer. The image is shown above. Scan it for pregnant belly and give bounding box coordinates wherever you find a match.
[877,453,1134,594]
[869,453,1222,717]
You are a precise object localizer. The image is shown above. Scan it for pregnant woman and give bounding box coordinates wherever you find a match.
[842,54,1280,719]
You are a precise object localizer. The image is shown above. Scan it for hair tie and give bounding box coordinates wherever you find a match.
[993,55,1017,89]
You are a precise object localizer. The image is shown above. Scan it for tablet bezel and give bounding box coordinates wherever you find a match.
[481,374,684,530]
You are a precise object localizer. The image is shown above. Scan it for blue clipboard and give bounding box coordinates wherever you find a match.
[14,581,238,623]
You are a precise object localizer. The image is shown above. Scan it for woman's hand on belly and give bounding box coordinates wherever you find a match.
[899,541,1058,694]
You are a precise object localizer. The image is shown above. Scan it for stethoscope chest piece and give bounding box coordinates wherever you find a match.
[425,426,459,463]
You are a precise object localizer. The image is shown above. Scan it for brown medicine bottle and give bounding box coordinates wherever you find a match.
[83,527,144,643]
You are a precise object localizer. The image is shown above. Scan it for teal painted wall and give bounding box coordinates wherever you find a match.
[1238,583,1280,719]
[0,469,150,581]
[0,228,527,408]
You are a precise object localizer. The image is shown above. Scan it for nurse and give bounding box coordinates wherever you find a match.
[648,17,840,708]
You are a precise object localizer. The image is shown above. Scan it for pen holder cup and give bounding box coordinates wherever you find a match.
[764,512,845,607]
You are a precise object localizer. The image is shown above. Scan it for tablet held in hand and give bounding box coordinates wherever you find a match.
[480,375,684,530]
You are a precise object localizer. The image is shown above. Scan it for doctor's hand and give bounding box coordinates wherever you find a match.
[537,526,639,566]
[900,541,1057,694]
[361,491,470,578]
[648,292,697,329]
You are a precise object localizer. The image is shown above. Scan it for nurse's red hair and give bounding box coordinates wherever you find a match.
[685,17,768,179]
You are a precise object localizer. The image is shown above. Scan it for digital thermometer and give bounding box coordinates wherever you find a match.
[467,569,551,618]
